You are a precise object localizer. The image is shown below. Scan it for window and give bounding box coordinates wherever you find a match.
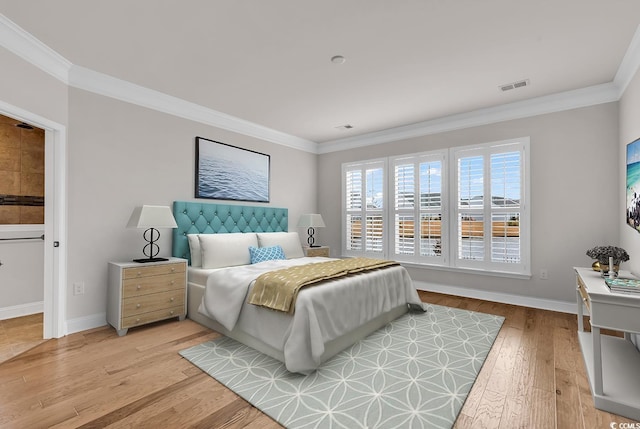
[343,159,385,257]
[452,140,529,274]
[390,151,447,264]
[342,138,530,277]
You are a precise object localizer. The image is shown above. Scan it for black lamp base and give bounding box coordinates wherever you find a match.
[133,257,169,263]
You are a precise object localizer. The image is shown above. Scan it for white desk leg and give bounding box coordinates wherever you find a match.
[576,287,584,332]
[592,326,603,396]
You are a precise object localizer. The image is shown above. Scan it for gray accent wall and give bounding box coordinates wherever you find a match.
[318,103,620,305]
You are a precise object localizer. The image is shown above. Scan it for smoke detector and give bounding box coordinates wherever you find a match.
[499,79,530,92]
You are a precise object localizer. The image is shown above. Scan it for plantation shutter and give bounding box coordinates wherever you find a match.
[453,140,528,274]
[391,153,446,264]
[343,160,385,257]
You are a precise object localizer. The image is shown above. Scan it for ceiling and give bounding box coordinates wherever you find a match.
[1,1,640,145]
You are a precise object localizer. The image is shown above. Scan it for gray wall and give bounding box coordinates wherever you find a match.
[65,88,318,320]
[620,68,640,272]
[318,103,620,304]
[0,46,67,314]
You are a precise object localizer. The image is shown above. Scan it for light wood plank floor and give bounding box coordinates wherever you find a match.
[0,313,46,364]
[0,293,638,428]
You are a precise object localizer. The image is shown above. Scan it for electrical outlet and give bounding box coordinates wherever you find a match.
[540,269,548,280]
[73,282,85,295]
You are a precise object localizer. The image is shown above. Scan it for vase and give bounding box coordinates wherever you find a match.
[598,263,619,278]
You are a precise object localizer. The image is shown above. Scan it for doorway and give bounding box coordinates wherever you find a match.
[0,100,66,339]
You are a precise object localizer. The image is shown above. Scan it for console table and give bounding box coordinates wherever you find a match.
[574,267,640,421]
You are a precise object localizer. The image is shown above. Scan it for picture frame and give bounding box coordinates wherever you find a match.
[195,136,270,202]
[626,136,640,232]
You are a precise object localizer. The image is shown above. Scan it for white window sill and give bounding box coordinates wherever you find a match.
[396,261,532,280]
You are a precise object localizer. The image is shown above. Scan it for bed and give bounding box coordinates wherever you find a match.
[172,201,422,373]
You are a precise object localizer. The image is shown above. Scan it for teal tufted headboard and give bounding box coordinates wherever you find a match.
[172,201,288,264]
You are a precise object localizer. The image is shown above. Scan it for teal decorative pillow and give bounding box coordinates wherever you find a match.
[249,245,286,264]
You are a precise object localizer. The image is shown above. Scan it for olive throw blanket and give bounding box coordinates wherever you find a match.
[248,257,400,313]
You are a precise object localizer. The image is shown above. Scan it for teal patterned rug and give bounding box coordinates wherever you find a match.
[180,304,504,429]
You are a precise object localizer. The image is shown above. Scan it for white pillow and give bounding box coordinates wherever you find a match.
[199,233,258,269]
[256,232,304,259]
[187,234,202,267]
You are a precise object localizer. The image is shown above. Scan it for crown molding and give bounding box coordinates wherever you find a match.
[2,13,640,156]
[0,14,71,83]
[67,65,317,153]
[0,13,317,154]
[317,83,621,154]
[614,24,640,97]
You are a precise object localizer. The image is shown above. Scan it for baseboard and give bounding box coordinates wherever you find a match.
[414,280,576,314]
[0,301,44,320]
[65,313,107,335]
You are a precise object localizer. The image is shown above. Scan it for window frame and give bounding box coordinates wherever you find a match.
[389,150,449,265]
[450,138,530,276]
[341,159,387,258]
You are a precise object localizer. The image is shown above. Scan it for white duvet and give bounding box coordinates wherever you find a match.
[199,257,421,372]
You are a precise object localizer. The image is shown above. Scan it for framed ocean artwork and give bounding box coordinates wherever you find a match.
[626,137,640,232]
[195,136,270,202]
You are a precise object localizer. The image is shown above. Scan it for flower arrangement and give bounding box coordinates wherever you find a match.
[586,245,630,265]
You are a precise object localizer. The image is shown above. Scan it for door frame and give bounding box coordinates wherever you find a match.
[0,100,67,338]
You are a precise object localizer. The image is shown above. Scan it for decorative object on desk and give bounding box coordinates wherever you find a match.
[585,245,629,277]
[297,213,325,247]
[127,205,178,263]
[605,277,640,294]
[195,136,270,203]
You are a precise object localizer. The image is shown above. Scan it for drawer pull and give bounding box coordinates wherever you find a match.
[170,280,175,285]
[136,318,141,323]
[170,310,174,315]
[136,303,141,308]
[171,267,176,272]
[136,285,141,290]
[136,272,142,277]
[170,297,174,302]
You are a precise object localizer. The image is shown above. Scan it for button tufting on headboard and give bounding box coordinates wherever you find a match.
[172,201,288,265]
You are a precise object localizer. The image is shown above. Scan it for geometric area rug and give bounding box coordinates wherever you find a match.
[180,304,504,429]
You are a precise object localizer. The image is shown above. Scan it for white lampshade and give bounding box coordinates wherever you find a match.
[127,205,177,229]
[297,214,326,228]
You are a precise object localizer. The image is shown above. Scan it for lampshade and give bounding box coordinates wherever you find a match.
[297,214,326,228]
[127,205,177,229]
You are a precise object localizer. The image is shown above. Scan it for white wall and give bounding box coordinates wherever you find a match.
[65,88,318,320]
[318,103,620,306]
[0,228,44,318]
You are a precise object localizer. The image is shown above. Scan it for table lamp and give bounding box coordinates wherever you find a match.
[127,205,178,263]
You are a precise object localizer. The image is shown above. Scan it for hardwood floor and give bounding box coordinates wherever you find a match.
[0,313,46,364]
[0,293,637,428]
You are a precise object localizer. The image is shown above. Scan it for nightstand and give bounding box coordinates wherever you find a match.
[303,246,330,257]
[107,258,187,336]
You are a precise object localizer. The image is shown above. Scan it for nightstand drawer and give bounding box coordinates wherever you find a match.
[123,262,185,280]
[122,273,185,298]
[122,290,186,318]
[121,305,185,329]
[304,246,329,257]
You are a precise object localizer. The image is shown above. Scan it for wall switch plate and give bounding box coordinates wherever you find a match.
[73,282,84,295]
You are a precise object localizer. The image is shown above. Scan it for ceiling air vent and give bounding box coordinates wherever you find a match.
[335,124,354,130]
[499,79,529,92]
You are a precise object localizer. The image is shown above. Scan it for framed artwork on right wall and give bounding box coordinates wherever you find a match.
[626,136,640,232]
